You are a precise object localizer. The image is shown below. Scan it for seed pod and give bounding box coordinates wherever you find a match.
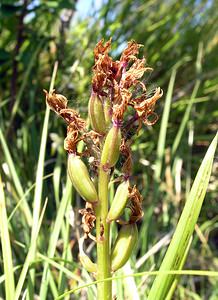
[79,237,97,273]
[68,154,98,203]
[107,180,130,222]
[79,254,97,273]
[103,97,112,129]
[88,93,107,134]
[101,125,121,167]
[111,223,138,272]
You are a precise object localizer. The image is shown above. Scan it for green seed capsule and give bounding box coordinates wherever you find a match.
[101,125,121,167]
[88,93,107,134]
[103,97,112,129]
[68,155,98,203]
[107,180,129,222]
[111,223,138,272]
[79,254,97,273]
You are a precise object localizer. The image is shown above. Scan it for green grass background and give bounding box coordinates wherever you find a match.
[0,0,218,299]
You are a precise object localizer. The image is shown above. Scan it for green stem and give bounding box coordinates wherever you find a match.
[96,166,112,300]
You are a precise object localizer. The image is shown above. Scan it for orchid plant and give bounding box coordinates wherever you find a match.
[45,39,163,300]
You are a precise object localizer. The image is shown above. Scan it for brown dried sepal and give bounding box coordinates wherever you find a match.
[128,185,143,223]
[64,128,82,153]
[60,109,86,153]
[120,40,143,64]
[84,130,102,147]
[79,202,96,236]
[60,108,86,130]
[92,39,117,96]
[122,59,152,90]
[133,87,163,125]
[120,138,133,177]
[94,38,112,61]
[112,88,131,122]
[44,89,68,113]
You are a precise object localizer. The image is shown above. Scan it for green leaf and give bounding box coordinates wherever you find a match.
[0,173,15,300]
[148,131,218,300]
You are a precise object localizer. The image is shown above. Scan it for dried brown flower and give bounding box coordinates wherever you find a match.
[44,89,68,113]
[120,40,143,64]
[120,139,133,177]
[64,128,81,153]
[92,39,162,129]
[79,202,96,236]
[128,185,144,223]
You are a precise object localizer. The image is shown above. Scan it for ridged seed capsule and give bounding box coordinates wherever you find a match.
[101,125,121,167]
[68,154,98,203]
[111,223,138,272]
[103,97,112,129]
[79,254,97,273]
[88,93,107,134]
[107,180,130,222]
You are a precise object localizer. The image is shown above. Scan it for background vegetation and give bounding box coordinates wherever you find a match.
[0,0,217,299]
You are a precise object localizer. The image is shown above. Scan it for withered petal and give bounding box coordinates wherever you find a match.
[128,185,143,223]
[44,89,68,113]
[94,38,112,61]
[120,40,143,63]
[134,87,163,112]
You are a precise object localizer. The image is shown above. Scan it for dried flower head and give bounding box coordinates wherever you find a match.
[92,39,162,128]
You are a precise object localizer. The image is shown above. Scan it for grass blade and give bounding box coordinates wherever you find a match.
[0,129,32,226]
[56,269,218,300]
[39,176,72,300]
[0,173,15,300]
[155,67,177,181]
[14,198,48,300]
[27,61,58,297]
[171,43,203,157]
[171,80,200,157]
[38,253,83,283]
[147,132,218,300]
[165,236,193,300]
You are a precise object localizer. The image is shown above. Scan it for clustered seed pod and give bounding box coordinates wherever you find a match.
[107,180,130,222]
[68,154,98,203]
[111,223,138,272]
[101,124,121,167]
[88,92,107,134]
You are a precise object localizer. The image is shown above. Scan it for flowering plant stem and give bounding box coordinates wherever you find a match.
[46,39,163,300]
[96,167,112,300]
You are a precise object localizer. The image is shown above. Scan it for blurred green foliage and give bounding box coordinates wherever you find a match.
[0,0,218,299]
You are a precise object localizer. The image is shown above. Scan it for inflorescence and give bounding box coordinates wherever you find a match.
[45,39,163,275]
